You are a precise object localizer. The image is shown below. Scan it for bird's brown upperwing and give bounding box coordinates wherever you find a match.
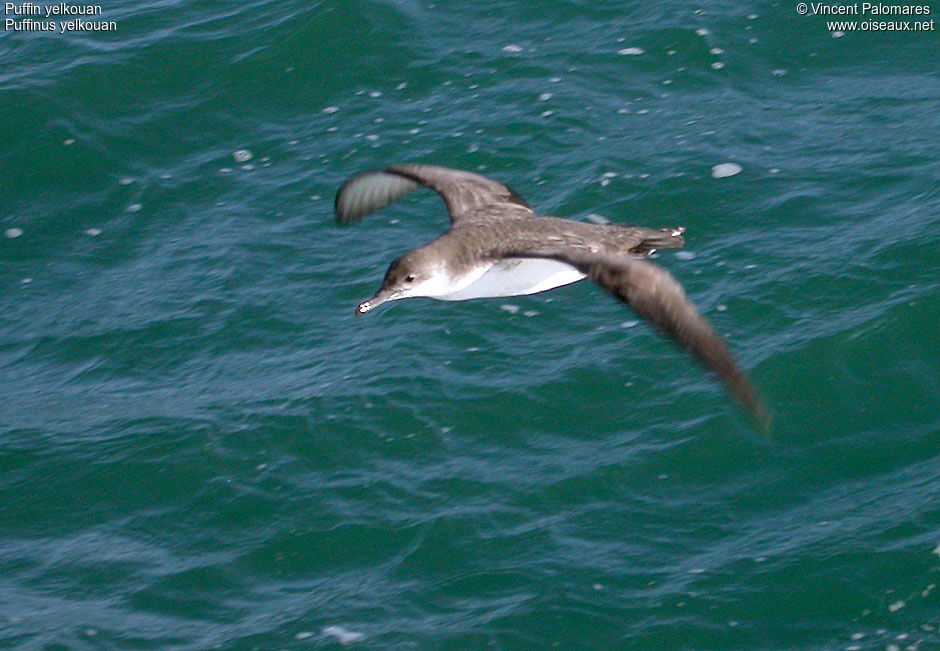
[335,164,535,226]
[512,247,769,428]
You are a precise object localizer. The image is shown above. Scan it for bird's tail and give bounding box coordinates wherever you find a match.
[628,226,685,256]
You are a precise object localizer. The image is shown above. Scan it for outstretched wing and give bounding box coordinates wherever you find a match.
[335,164,536,226]
[512,246,768,426]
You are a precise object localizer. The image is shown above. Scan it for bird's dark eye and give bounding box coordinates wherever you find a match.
[405,275,415,283]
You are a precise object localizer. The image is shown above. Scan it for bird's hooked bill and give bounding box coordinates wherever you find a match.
[355,288,396,316]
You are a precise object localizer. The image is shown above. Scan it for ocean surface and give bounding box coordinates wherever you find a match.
[2,0,939,647]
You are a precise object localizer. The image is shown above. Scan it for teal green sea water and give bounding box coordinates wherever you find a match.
[2,0,940,647]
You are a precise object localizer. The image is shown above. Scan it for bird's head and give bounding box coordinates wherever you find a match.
[356,250,446,315]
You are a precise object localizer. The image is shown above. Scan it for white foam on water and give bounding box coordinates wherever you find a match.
[617,47,644,55]
[712,162,743,178]
[323,626,366,645]
[4,227,23,239]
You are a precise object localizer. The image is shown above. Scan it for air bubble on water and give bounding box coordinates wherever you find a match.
[675,251,695,260]
[832,30,845,38]
[502,44,523,53]
[888,600,905,612]
[621,321,639,328]
[233,149,253,163]
[710,47,724,55]
[322,106,339,114]
[586,213,610,224]
[500,304,520,314]
[711,61,725,70]
[772,69,787,76]
[369,90,382,98]
[523,310,538,317]
[538,92,553,101]
[119,177,134,185]
[716,304,728,312]
[696,28,710,36]
[617,47,644,55]
[84,228,101,237]
[4,227,23,239]
[127,203,142,213]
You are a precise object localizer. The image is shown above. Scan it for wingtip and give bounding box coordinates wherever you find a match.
[750,398,775,440]
[333,168,422,224]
